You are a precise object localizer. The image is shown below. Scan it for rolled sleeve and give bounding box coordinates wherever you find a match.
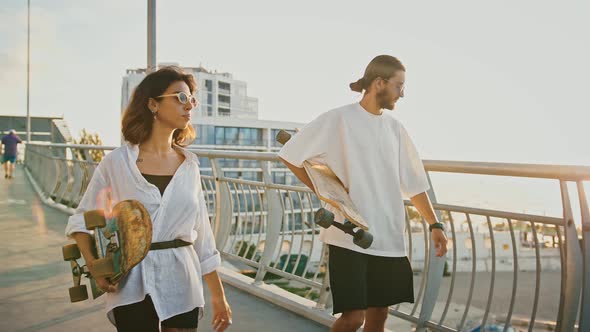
[193,193,221,275]
[399,124,431,198]
[65,166,109,238]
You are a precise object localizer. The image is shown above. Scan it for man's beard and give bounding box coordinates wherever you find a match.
[376,89,396,110]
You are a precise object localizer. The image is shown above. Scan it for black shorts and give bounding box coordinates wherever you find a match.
[113,295,199,331]
[328,245,415,314]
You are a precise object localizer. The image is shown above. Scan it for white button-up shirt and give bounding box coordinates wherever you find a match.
[65,142,221,325]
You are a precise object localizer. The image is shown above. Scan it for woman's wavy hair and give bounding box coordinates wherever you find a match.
[122,66,197,147]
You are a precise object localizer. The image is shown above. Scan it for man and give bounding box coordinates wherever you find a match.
[1,129,22,179]
[278,55,448,332]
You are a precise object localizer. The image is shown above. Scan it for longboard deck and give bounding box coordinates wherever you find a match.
[108,200,152,283]
[303,161,369,230]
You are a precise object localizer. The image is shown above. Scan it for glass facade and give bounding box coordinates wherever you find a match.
[192,124,303,187]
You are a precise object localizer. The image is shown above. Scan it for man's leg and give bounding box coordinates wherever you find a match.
[8,161,14,178]
[328,245,369,332]
[331,309,365,332]
[363,307,389,332]
[3,160,8,178]
[366,256,415,332]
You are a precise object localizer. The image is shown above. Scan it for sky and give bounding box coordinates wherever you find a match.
[1,0,589,218]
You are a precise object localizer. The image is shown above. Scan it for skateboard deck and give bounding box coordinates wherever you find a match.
[276,130,373,248]
[302,161,369,230]
[62,199,152,302]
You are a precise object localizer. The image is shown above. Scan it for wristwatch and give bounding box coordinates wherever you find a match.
[429,222,444,232]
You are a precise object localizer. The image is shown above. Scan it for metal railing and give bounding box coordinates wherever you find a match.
[24,142,590,331]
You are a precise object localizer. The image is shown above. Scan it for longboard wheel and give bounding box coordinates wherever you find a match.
[62,243,81,261]
[69,285,89,302]
[314,208,334,228]
[353,229,373,249]
[275,130,292,145]
[89,257,115,278]
[84,210,106,229]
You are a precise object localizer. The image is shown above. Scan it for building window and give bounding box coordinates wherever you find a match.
[218,95,230,104]
[207,106,213,116]
[218,108,231,117]
[218,81,230,92]
[205,80,213,91]
[215,127,224,143]
[237,128,262,146]
[207,93,213,105]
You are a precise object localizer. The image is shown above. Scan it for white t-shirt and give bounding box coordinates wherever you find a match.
[278,103,430,257]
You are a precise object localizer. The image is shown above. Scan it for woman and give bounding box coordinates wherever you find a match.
[65,66,232,332]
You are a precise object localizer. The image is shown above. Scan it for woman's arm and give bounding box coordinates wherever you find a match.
[70,232,117,292]
[203,270,232,331]
[203,270,226,301]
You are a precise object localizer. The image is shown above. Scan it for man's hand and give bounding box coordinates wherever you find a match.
[431,229,448,257]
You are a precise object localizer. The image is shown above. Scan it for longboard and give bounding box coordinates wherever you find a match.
[62,199,152,302]
[276,130,373,248]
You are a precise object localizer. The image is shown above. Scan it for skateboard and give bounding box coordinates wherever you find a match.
[62,199,152,302]
[276,130,373,249]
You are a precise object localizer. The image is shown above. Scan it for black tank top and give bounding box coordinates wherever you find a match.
[141,173,173,196]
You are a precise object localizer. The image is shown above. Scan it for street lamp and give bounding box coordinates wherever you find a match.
[26,0,31,142]
[147,0,156,73]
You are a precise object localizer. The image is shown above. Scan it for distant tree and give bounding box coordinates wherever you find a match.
[74,129,104,162]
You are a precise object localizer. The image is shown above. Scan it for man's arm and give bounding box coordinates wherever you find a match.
[410,192,448,257]
[279,157,315,193]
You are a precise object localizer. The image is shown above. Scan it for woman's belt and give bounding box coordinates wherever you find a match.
[149,239,192,250]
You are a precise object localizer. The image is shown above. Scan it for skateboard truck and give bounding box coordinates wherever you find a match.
[315,208,373,249]
[62,244,92,302]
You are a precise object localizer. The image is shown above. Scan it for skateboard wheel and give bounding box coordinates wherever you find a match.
[89,257,115,278]
[84,210,106,230]
[62,243,81,261]
[314,208,334,228]
[69,285,89,302]
[353,229,373,249]
[275,130,292,145]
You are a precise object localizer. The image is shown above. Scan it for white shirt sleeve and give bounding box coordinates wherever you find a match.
[278,111,335,167]
[193,191,221,275]
[399,124,431,198]
[65,165,110,237]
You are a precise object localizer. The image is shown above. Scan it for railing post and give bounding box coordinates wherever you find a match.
[555,181,583,332]
[314,244,333,310]
[578,181,590,331]
[416,171,446,331]
[211,158,233,251]
[254,160,283,284]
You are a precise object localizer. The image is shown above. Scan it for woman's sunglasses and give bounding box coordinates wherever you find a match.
[156,92,199,107]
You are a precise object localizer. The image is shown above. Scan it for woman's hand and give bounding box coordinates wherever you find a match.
[87,260,117,293]
[211,296,232,331]
[95,277,118,293]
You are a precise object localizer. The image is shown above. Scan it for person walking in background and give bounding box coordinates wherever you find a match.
[1,129,22,179]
